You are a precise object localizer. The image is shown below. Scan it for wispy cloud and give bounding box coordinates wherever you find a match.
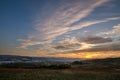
[42,35,113,53]
[78,36,113,44]
[99,24,120,40]
[18,0,120,49]
[79,41,120,52]
[70,17,120,31]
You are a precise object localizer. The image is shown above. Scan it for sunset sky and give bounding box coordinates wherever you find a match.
[0,0,120,59]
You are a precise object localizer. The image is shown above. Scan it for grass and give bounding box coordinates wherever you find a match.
[0,68,119,80]
[0,58,120,80]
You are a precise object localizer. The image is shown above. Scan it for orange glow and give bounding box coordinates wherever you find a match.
[83,54,100,59]
[37,51,120,59]
[78,51,120,59]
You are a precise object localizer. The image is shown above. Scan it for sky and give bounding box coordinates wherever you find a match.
[0,0,120,59]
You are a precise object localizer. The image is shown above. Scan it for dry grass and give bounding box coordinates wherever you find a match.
[0,68,119,80]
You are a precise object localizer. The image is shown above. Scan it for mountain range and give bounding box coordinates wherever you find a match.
[0,55,81,64]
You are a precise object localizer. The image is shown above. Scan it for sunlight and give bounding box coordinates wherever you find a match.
[79,43,95,50]
[82,52,102,59]
[83,54,100,59]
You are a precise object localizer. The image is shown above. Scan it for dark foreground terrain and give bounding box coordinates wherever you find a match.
[0,57,120,80]
[0,68,120,80]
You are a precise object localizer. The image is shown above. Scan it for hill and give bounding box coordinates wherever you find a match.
[0,55,81,64]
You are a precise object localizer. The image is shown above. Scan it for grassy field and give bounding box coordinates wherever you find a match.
[0,68,120,80]
[0,58,120,80]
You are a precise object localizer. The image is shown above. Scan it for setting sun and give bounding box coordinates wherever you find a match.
[84,54,99,59]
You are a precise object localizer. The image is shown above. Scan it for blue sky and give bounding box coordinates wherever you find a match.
[0,0,120,58]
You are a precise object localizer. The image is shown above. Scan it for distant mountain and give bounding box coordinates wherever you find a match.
[85,57,120,65]
[72,57,120,66]
[0,55,81,64]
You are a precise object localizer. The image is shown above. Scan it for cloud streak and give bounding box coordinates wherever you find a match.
[43,35,113,53]
[18,0,120,49]
[78,36,112,44]
[99,24,120,39]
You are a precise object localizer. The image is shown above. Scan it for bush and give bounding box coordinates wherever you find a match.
[48,64,71,69]
[72,61,83,65]
[0,63,71,69]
